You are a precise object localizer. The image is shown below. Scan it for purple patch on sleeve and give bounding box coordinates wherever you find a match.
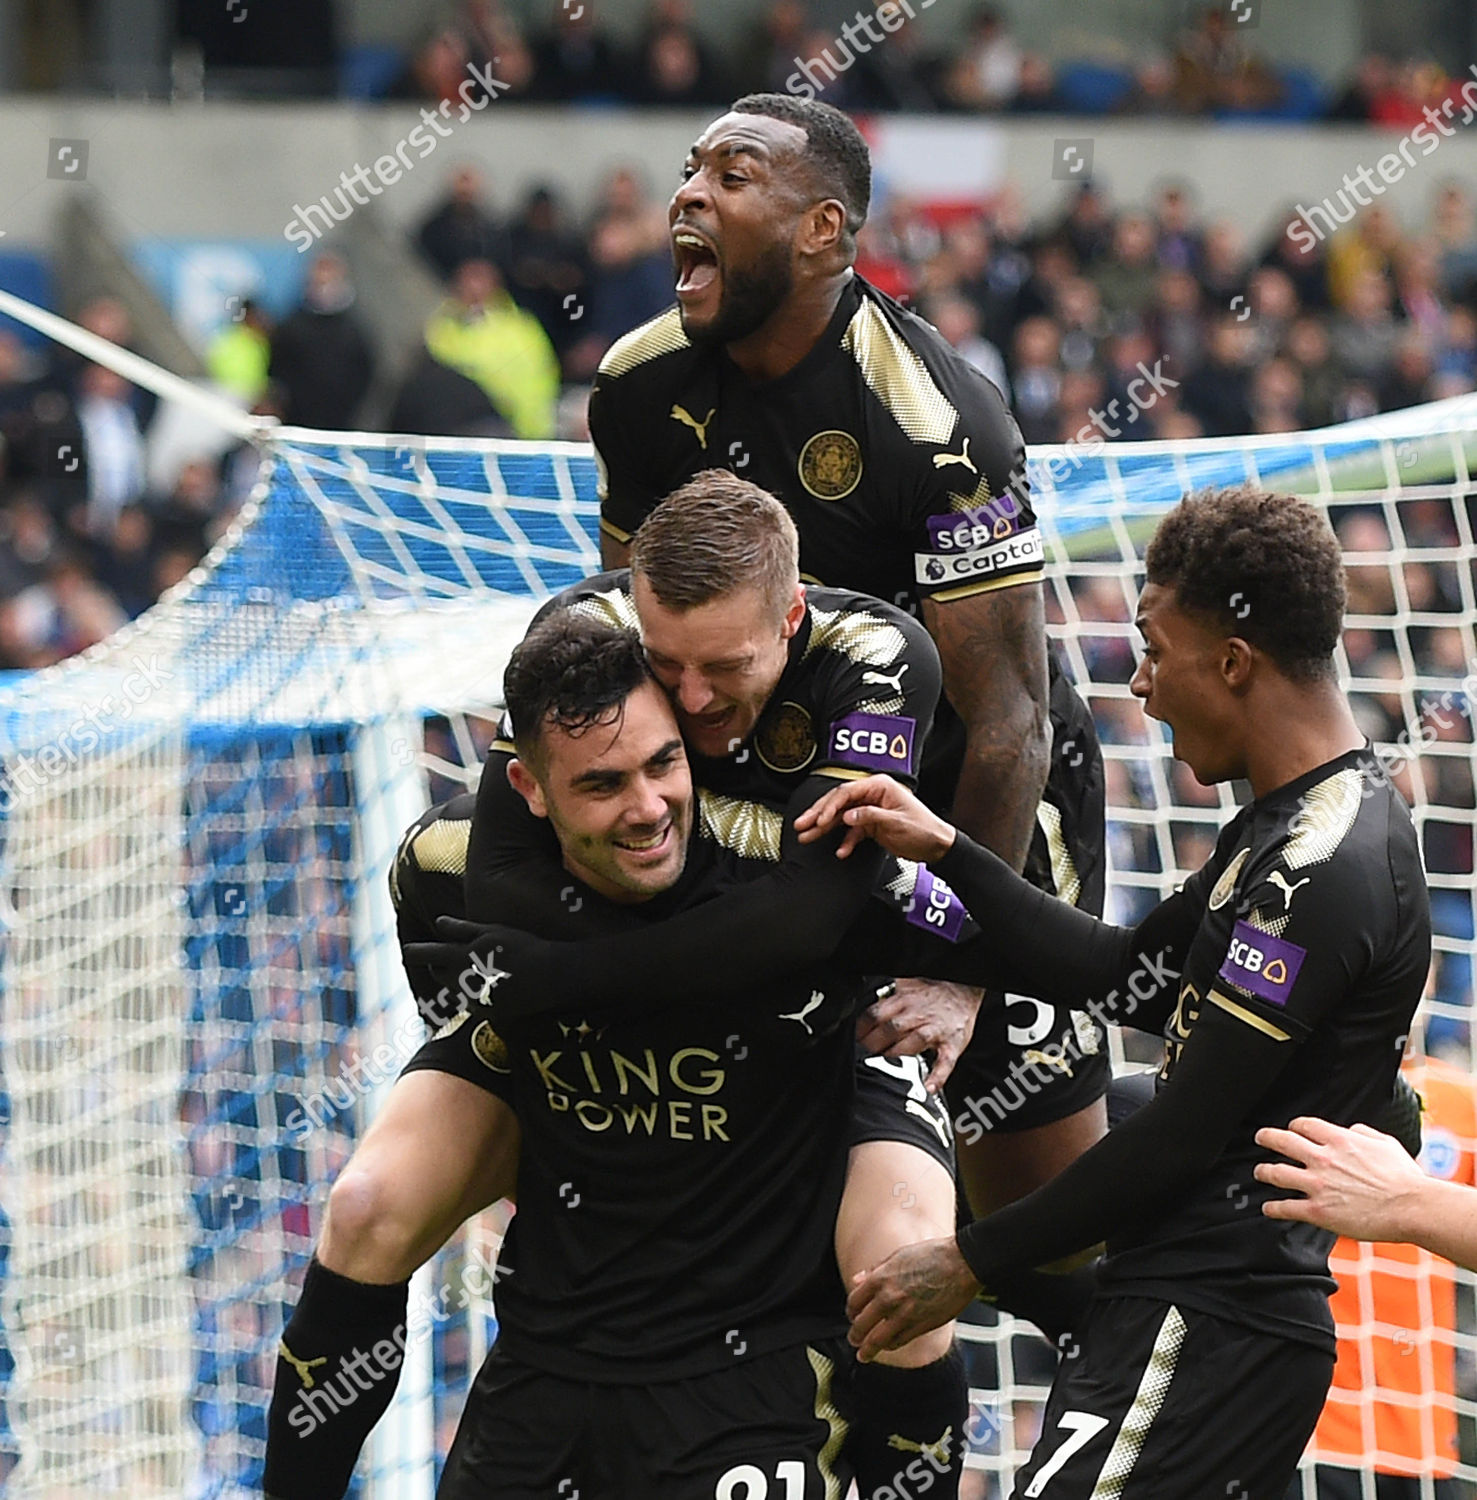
[1217,920,1307,1007]
[828,713,917,774]
[926,500,1021,552]
[906,865,968,943]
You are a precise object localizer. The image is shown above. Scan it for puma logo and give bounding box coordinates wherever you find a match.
[887,1426,953,1466]
[932,438,977,473]
[670,404,716,449]
[862,664,909,696]
[1023,1048,1074,1077]
[779,990,826,1035]
[280,1341,328,1389]
[1266,870,1311,913]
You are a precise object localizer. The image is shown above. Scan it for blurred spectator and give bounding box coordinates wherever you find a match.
[631,1,727,106]
[529,0,627,103]
[416,166,511,283]
[1325,54,1390,123]
[1153,182,1203,275]
[1008,316,1063,445]
[1181,314,1253,435]
[1093,213,1159,326]
[1282,316,1344,428]
[387,350,511,438]
[1331,268,1398,383]
[76,364,146,538]
[1171,4,1281,113]
[1243,265,1299,364]
[1147,268,1204,378]
[1197,219,1248,310]
[267,253,375,430]
[939,5,1021,111]
[1259,206,1332,313]
[1326,205,1402,311]
[1052,181,1114,270]
[741,0,810,96]
[1378,333,1435,413]
[1430,182,1477,305]
[424,258,560,438]
[1248,356,1304,433]
[504,185,590,370]
[205,299,272,405]
[925,294,1009,399]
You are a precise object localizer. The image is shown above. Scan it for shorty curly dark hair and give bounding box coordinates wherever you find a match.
[503,608,651,765]
[1145,485,1345,681]
[731,93,871,249]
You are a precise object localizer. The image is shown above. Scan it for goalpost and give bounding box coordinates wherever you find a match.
[0,297,1472,1494]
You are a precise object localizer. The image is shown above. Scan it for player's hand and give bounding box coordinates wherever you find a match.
[403,917,552,1027]
[1254,1116,1428,1241]
[794,775,957,863]
[857,979,981,1092]
[846,1237,981,1362]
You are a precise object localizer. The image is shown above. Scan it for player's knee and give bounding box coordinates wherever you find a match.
[321,1164,421,1283]
[870,1320,956,1369]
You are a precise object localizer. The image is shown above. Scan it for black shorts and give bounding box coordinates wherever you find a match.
[1011,1295,1335,1500]
[403,1014,956,1174]
[437,1338,855,1500]
[946,992,1112,1138]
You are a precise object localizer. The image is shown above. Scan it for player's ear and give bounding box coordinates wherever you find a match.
[799,198,846,259]
[1222,635,1255,690]
[506,757,549,819]
[779,582,806,640]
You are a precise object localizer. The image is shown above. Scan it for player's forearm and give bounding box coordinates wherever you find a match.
[948,721,1049,872]
[1402,1178,1477,1268]
[930,832,1184,1029]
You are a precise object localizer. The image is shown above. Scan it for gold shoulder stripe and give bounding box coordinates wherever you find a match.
[815,766,872,782]
[1283,768,1362,871]
[598,307,689,380]
[491,738,517,755]
[411,817,472,879]
[842,298,958,446]
[598,516,633,545]
[567,587,639,631]
[1035,800,1082,908]
[804,604,910,672]
[697,790,783,863]
[928,567,1045,604]
[1206,988,1292,1042]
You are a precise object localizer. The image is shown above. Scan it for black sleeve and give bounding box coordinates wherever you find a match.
[956,1000,1301,1283]
[464,742,563,919]
[924,832,1207,1032]
[590,370,657,548]
[482,774,887,1023]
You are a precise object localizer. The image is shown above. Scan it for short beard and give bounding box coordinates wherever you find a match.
[683,241,795,347]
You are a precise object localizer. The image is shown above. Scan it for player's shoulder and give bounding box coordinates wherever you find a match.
[594,305,698,386]
[845,277,1017,442]
[800,584,939,674]
[391,793,477,909]
[1235,749,1422,923]
[539,569,638,631]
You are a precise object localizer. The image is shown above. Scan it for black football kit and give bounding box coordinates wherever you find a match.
[905,748,1429,1499]
[589,273,1108,1132]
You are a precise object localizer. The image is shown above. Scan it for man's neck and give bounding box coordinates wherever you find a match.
[1243,677,1366,800]
[724,270,852,382]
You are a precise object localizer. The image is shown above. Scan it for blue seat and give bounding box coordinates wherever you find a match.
[0,251,53,349]
[339,43,404,101]
[1054,60,1135,115]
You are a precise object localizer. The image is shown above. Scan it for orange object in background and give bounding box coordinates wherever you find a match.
[1307,1055,1476,1479]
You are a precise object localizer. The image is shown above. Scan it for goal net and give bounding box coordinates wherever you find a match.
[0,395,1472,1498]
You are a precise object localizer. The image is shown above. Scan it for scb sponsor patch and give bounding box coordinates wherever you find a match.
[1217,920,1306,1006]
[828,712,916,774]
[905,864,967,942]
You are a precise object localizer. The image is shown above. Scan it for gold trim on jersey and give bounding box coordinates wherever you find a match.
[1035,800,1082,908]
[411,818,472,878]
[807,1345,849,1500]
[697,789,783,863]
[568,587,640,632]
[815,765,872,782]
[598,516,632,545]
[1206,988,1292,1043]
[927,567,1045,604]
[1283,769,1362,870]
[804,606,910,673]
[842,299,958,446]
[1087,1304,1187,1499]
[491,737,517,756]
[597,307,689,380]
